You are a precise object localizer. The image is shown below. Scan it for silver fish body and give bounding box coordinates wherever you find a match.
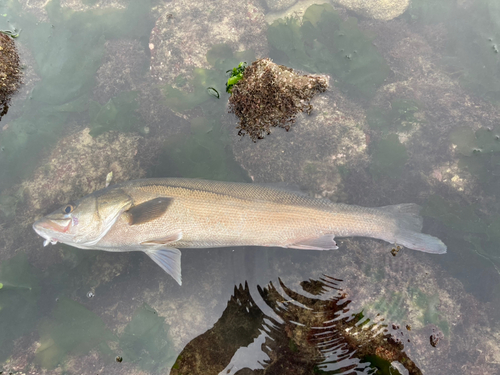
[33,178,447,285]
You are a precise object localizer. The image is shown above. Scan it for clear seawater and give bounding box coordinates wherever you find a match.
[1,0,500,374]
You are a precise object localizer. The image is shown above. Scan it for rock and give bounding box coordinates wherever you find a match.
[333,0,410,21]
[93,39,150,105]
[149,0,268,86]
[363,26,500,200]
[0,33,22,121]
[230,86,368,197]
[264,0,298,12]
[22,128,145,217]
[228,59,328,142]
[264,0,326,24]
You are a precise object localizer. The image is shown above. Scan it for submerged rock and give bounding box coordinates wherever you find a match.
[333,0,410,21]
[230,85,368,197]
[149,0,268,87]
[264,0,298,12]
[171,277,423,375]
[21,128,145,216]
[0,33,22,120]
[228,59,328,142]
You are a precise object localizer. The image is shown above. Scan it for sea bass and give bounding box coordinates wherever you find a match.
[32,178,447,285]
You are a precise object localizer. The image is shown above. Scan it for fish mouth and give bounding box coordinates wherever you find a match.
[32,218,71,246]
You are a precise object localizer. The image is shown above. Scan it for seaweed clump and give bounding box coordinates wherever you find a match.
[228,58,328,142]
[0,33,22,120]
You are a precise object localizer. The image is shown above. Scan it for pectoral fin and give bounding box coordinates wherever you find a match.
[145,247,182,285]
[126,197,173,225]
[287,234,338,250]
[140,230,183,246]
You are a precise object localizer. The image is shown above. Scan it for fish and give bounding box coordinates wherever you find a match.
[32,178,447,285]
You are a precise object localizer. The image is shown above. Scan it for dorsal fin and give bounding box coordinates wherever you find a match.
[126,197,173,225]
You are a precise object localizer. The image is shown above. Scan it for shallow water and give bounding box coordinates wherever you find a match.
[1,0,500,374]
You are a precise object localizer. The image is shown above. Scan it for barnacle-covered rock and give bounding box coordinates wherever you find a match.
[332,0,410,21]
[228,58,328,142]
[0,33,22,120]
[21,128,145,217]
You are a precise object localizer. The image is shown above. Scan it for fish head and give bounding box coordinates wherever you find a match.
[33,188,133,248]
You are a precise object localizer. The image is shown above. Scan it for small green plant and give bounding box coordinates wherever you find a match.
[225,62,247,93]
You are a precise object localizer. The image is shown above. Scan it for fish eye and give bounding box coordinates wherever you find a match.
[63,204,74,214]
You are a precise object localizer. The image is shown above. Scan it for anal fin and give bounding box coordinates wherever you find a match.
[287,234,338,250]
[145,247,182,285]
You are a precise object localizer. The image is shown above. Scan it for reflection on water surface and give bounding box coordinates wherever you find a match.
[1,0,500,374]
[172,276,421,375]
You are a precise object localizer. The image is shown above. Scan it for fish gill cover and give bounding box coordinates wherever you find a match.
[267,3,390,101]
[171,276,422,375]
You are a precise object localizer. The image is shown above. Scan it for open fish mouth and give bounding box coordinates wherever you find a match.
[32,218,71,246]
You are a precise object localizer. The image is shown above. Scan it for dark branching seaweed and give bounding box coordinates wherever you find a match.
[0,33,22,120]
[228,58,328,142]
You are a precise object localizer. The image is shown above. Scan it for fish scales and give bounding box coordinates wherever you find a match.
[105,179,388,249]
[33,178,447,285]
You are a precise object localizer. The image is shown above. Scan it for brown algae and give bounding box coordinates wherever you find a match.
[228,58,328,142]
[0,33,22,120]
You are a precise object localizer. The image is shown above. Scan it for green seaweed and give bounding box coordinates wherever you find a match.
[226,62,247,93]
[119,303,176,372]
[162,45,254,112]
[0,0,153,197]
[0,254,41,362]
[0,29,19,37]
[267,3,390,100]
[370,134,409,179]
[35,297,116,369]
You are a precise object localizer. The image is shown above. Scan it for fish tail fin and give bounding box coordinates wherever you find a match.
[395,230,447,254]
[379,203,447,254]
